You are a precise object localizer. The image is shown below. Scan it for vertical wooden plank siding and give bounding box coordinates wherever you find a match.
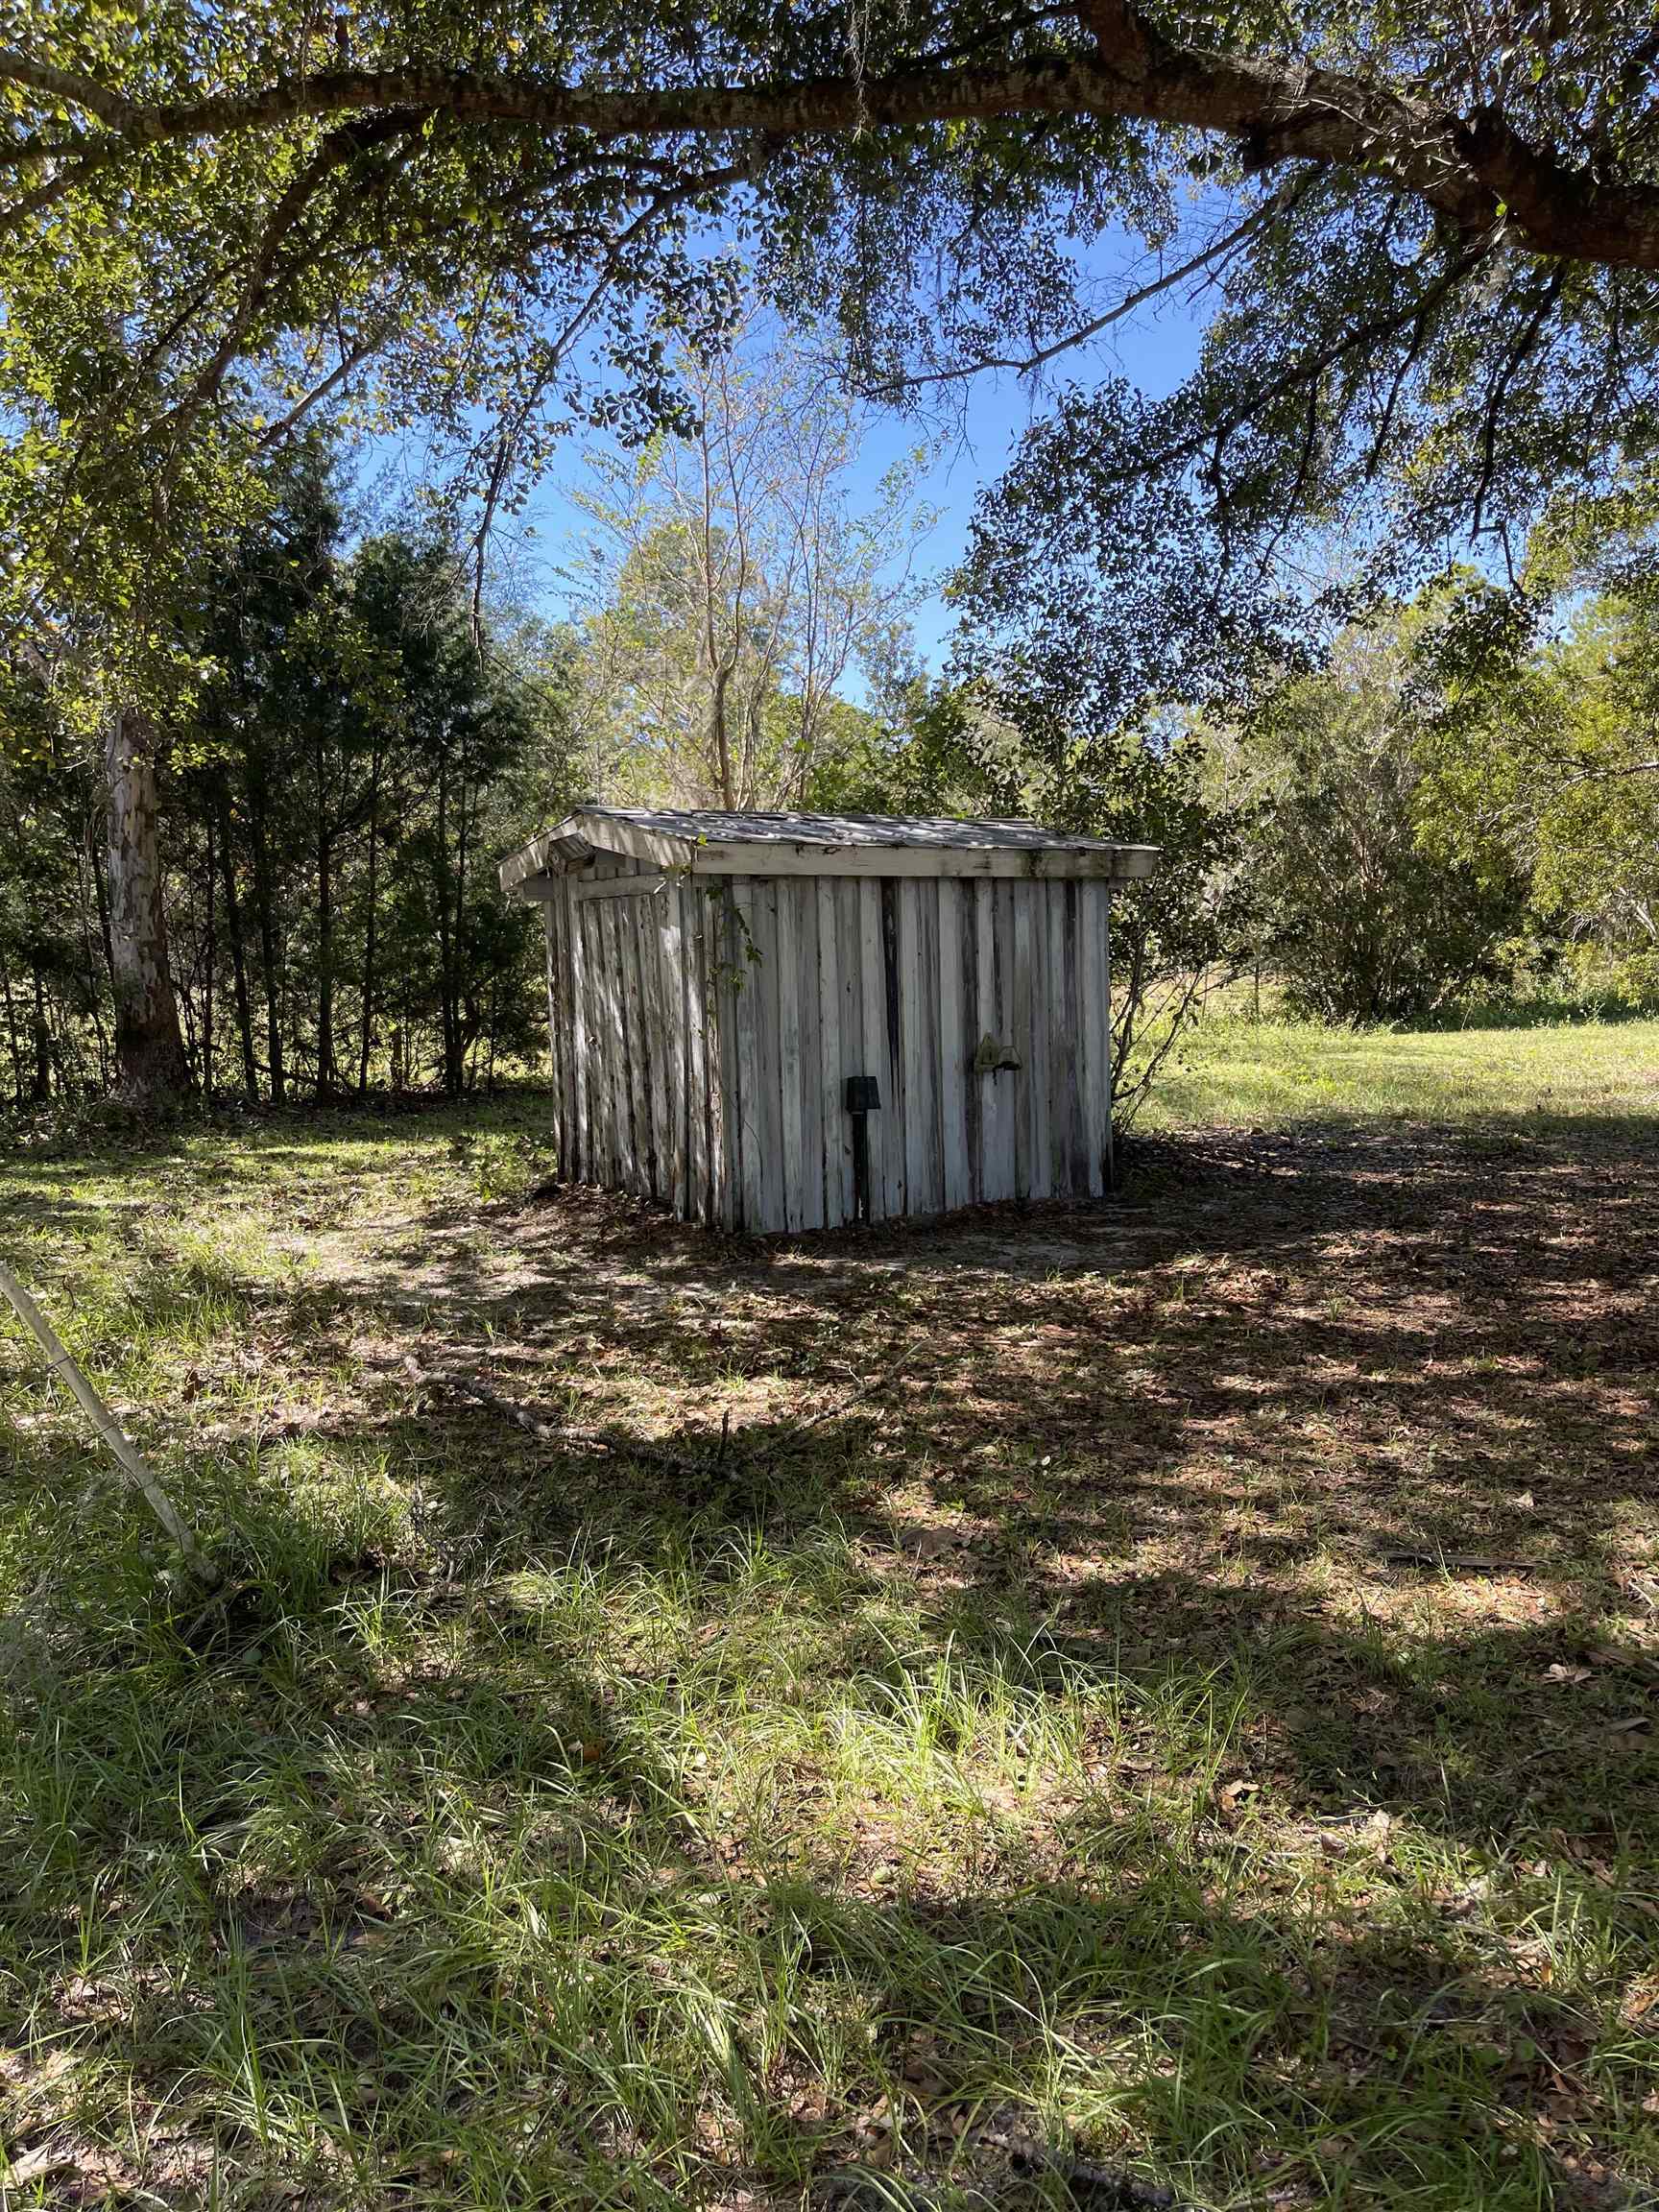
[926,885,948,1213]
[1042,881,1069,1195]
[681,882,709,1221]
[558,881,579,1176]
[652,890,675,1202]
[992,887,1011,1200]
[544,889,562,1170]
[695,879,709,1220]
[622,896,647,1198]
[690,878,725,1225]
[590,893,609,1185]
[659,888,686,1214]
[730,878,763,1232]
[958,883,981,1206]
[890,885,912,1214]
[757,882,789,1231]
[599,900,627,1192]
[588,889,606,1185]
[588,901,611,1187]
[794,884,826,1232]
[899,881,926,1215]
[548,879,570,1167]
[1078,879,1110,1197]
[568,882,589,1183]
[1010,886,1034,1200]
[937,879,970,1212]
[616,897,641,1195]
[712,884,738,1229]
[638,895,662,1199]
[619,889,644,1195]
[1066,882,1092,1193]
[835,882,862,1223]
[924,884,946,1213]
[641,898,667,1203]
[896,880,938,1216]
[857,883,889,1218]
[775,881,807,1233]
[816,878,844,1227]
[621,894,644,1196]
[541,905,563,1169]
[1024,884,1051,1200]
[972,883,1002,1202]
[538,846,1120,1232]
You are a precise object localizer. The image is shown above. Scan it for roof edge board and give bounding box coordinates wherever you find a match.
[676,841,1161,882]
[501,809,1163,899]
[499,819,606,896]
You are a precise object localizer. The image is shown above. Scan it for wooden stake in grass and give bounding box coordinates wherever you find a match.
[0,1261,218,1587]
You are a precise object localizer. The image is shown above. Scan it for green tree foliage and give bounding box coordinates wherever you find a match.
[566,324,926,808]
[0,663,112,1099]
[947,449,1259,1122]
[1224,616,1529,1023]
[12,5,1659,645]
[12,7,1659,1091]
[1417,586,1659,1002]
[0,5,738,1092]
[818,661,1253,1124]
[347,534,559,1097]
[16,7,1659,1103]
[0,444,576,1108]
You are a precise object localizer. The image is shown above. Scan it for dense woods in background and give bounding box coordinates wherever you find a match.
[12,7,1659,1107]
[8,328,1659,1118]
[7,406,1659,1117]
[0,445,577,1105]
[1211,583,1659,1025]
[0,404,936,1112]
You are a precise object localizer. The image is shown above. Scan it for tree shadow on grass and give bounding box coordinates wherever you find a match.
[6,1481,1650,2210]
[357,1108,1658,1601]
[5,1110,1658,2207]
[192,1103,1659,1863]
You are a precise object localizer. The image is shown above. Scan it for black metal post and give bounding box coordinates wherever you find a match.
[844,1073,881,1224]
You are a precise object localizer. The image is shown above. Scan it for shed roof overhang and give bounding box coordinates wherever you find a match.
[500,806,1161,902]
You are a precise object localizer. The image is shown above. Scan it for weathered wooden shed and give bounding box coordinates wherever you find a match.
[500,806,1160,1233]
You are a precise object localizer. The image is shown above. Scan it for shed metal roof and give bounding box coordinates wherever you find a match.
[501,805,1160,895]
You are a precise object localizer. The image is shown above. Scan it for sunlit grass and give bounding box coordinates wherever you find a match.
[1,1041,1656,2207]
[1147,1008,1659,1131]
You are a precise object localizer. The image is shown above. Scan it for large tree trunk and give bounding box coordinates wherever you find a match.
[105,706,191,1102]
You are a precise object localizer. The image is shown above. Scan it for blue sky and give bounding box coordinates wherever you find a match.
[496,238,1214,673]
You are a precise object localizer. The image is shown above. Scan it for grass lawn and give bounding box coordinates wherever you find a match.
[2,1016,1657,2209]
[1150,1009,1659,1132]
